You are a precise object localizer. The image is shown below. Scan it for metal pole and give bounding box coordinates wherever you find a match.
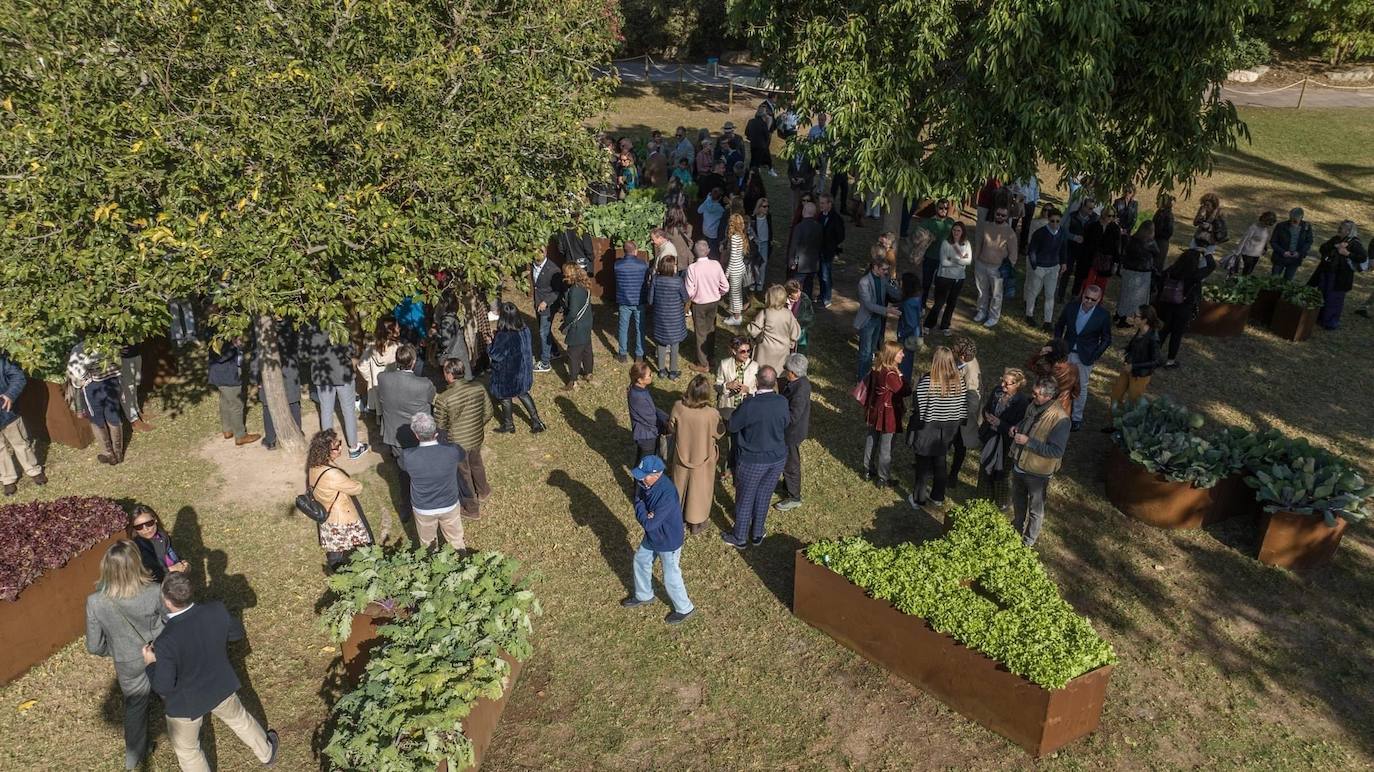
[1296,78,1308,109]
[729,80,734,113]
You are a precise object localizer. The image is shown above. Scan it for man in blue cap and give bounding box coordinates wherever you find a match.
[622,455,695,625]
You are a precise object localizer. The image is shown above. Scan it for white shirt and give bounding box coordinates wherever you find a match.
[532,260,547,284]
[167,603,195,620]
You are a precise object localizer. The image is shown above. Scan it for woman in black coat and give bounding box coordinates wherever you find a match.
[1083,207,1122,295]
[128,505,188,581]
[1157,242,1216,368]
[976,368,1031,510]
[1310,220,1367,330]
[560,264,596,390]
[489,301,545,433]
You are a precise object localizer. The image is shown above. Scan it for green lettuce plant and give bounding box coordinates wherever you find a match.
[1244,439,1373,525]
[1279,283,1324,310]
[322,547,539,772]
[805,500,1116,690]
[582,190,667,247]
[1202,276,1260,305]
[1111,397,1237,488]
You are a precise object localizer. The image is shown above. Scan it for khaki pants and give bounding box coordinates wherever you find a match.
[458,447,490,517]
[1109,369,1151,421]
[0,419,42,485]
[166,692,271,772]
[415,504,465,548]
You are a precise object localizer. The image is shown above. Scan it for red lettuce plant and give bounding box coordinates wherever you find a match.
[0,497,127,602]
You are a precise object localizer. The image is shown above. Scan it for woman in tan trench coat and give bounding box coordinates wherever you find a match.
[746,284,800,375]
[669,374,724,534]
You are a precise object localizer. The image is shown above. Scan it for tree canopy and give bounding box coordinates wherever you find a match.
[0,0,618,373]
[735,0,1259,208]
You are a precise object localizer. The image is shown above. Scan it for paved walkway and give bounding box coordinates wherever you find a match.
[612,57,1374,109]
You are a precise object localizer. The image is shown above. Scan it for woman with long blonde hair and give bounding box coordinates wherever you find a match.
[85,539,165,769]
[906,345,968,511]
[724,200,750,325]
[746,284,801,375]
[861,340,910,487]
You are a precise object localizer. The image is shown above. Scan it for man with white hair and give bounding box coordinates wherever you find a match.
[775,354,811,511]
[397,412,469,549]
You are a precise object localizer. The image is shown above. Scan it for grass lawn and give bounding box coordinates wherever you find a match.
[2,84,1372,771]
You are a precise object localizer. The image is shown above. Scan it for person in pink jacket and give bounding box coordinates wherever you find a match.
[684,240,729,373]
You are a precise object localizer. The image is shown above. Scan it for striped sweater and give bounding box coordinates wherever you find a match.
[912,374,968,424]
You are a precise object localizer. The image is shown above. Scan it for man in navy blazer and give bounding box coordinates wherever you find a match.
[723,366,791,548]
[1052,284,1112,431]
[142,572,278,770]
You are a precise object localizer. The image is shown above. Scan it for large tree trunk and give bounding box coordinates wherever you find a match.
[882,190,904,239]
[254,313,305,455]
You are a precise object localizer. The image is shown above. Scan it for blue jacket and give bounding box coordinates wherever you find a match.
[398,441,470,511]
[614,256,650,306]
[648,274,689,345]
[1054,302,1113,366]
[1270,220,1314,267]
[207,344,243,387]
[1028,224,1070,269]
[728,390,790,464]
[0,355,26,429]
[635,475,685,552]
[628,384,668,441]
[488,328,533,400]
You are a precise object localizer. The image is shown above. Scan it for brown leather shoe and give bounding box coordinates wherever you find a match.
[33,472,47,486]
[688,363,709,373]
[132,419,154,433]
[223,431,234,439]
[235,433,262,446]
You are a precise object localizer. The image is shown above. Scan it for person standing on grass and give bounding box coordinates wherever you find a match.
[357,317,400,414]
[85,540,165,770]
[398,413,469,549]
[1052,284,1111,432]
[303,325,368,458]
[1059,198,1095,305]
[915,200,955,301]
[972,206,1018,328]
[1116,221,1159,327]
[669,375,724,535]
[376,344,436,520]
[649,255,690,381]
[786,279,815,354]
[788,202,823,298]
[698,187,727,258]
[142,572,280,772]
[128,505,188,581]
[684,239,729,372]
[1311,220,1367,331]
[1103,305,1162,430]
[816,194,846,308]
[207,338,259,448]
[0,352,45,496]
[775,354,812,512]
[1024,207,1069,331]
[748,198,773,295]
[628,361,669,462]
[307,429,375,572]
[119,344,154,434]
[946,336,982,493]
[924,221,972,334]
[1269,207,1314,281]
[896,272,924,382]
[1152,194,1176,284]
[853,254,900,384]
[976,368,1031,511]
[1229,211,1276,277]
[613,242,650,364]
[1009,378,1071,547]
[489,302,546,434]
[434,358,493,519]
[746,105,774,172]
[724,203,750,326]
[747,284,801,376]
[906,346,967,512]
[1157,239,1217,369]
[1191,192,1228,254]
[560,263,596,391]
[861,341,909,489]
[650,227,679,270]
[722,366,790,548]
[530,250,564,374]
[672,126,695,169]
[621,455,695,625]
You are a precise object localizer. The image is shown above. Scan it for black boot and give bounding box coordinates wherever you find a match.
[495,399,515,433]
[527,397,547,434]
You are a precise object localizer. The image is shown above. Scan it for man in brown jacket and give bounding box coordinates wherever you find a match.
[433,358,493,518]
[1009,378,1071,547]
[972,206,1019,328]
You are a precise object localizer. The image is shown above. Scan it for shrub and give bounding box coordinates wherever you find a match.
[322,547,539,772]
[805,500,1116,690]
[0,497,127,602]
[1202,276,1261,305]
[1224,36,1273,70]
[1111,397,1237,488]
[1279,283,1324,310]
[1245,439,1373,525]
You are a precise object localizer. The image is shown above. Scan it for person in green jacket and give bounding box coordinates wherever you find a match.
[916,200,955,302]
[433,358,494,519]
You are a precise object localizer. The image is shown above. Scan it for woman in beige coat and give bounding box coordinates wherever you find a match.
[307,428,375,571]
[746,284,801,374]
[670,375,724,534]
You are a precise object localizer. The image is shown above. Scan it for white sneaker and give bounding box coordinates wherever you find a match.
[972,311,987,323]
[767,168,778,177]
[983,317,999,328]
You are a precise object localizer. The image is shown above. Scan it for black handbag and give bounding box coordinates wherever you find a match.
[295,466,340,524]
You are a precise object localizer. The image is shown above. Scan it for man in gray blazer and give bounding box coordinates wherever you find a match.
[788,202,823,299]
[852,255,900,382]
[376,344,436,518]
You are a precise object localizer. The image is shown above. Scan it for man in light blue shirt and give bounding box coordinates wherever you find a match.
[697,189,726,257]
[1052,284,1112,431]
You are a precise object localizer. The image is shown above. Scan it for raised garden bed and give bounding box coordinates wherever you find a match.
[795,502,1115,756]
[1249,287,1281,326]
[1104,446,1248,529]
[322,547,538,772]
[1257,510,1348,570]
[1269,299,1317,342]
[0,497,128,684]
[1190,300,1250,337]
[16,379,92,450]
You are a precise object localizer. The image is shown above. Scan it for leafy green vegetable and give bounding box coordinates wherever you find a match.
[1279,283,1324,310]
[1111,397,1237,488]
[321,547,539,772]
[582,190,666,247]
[805,500,1116,690]
[1244,438,1373,524]
[1202,276,1261,305]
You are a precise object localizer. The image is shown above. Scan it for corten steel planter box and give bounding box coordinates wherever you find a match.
[1249,288,1281,326]
[1257,511,1348,570]
[1191,301,1250,337]
[1269,300,1317,342]
[341,607,523,772]
[0,533,122,685]
[16,379,93,450]
[550,236,618,300]
[792,551,1113,756]
[1104,447,1248,529]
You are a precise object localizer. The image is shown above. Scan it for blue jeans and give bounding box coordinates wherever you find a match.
[1270,261,1298,281]
[536,310,556,366]
[617,305,644,357]
[317,382,360,448]
[856,315,884,383]
[819,257,834,305]
[633,543,693,614]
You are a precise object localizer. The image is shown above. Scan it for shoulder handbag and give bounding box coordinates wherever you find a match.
[850,374,869,405]
[295,466,341,524]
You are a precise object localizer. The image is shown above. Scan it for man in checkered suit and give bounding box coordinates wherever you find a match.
[722,366,791,548]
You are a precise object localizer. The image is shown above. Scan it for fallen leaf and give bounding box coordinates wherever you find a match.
[16,699,37,713]
[320,646,336,654]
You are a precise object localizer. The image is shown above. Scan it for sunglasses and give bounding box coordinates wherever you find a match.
[1049,218,1062,224]
[133,521,157,531]
[736,348,752,355]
